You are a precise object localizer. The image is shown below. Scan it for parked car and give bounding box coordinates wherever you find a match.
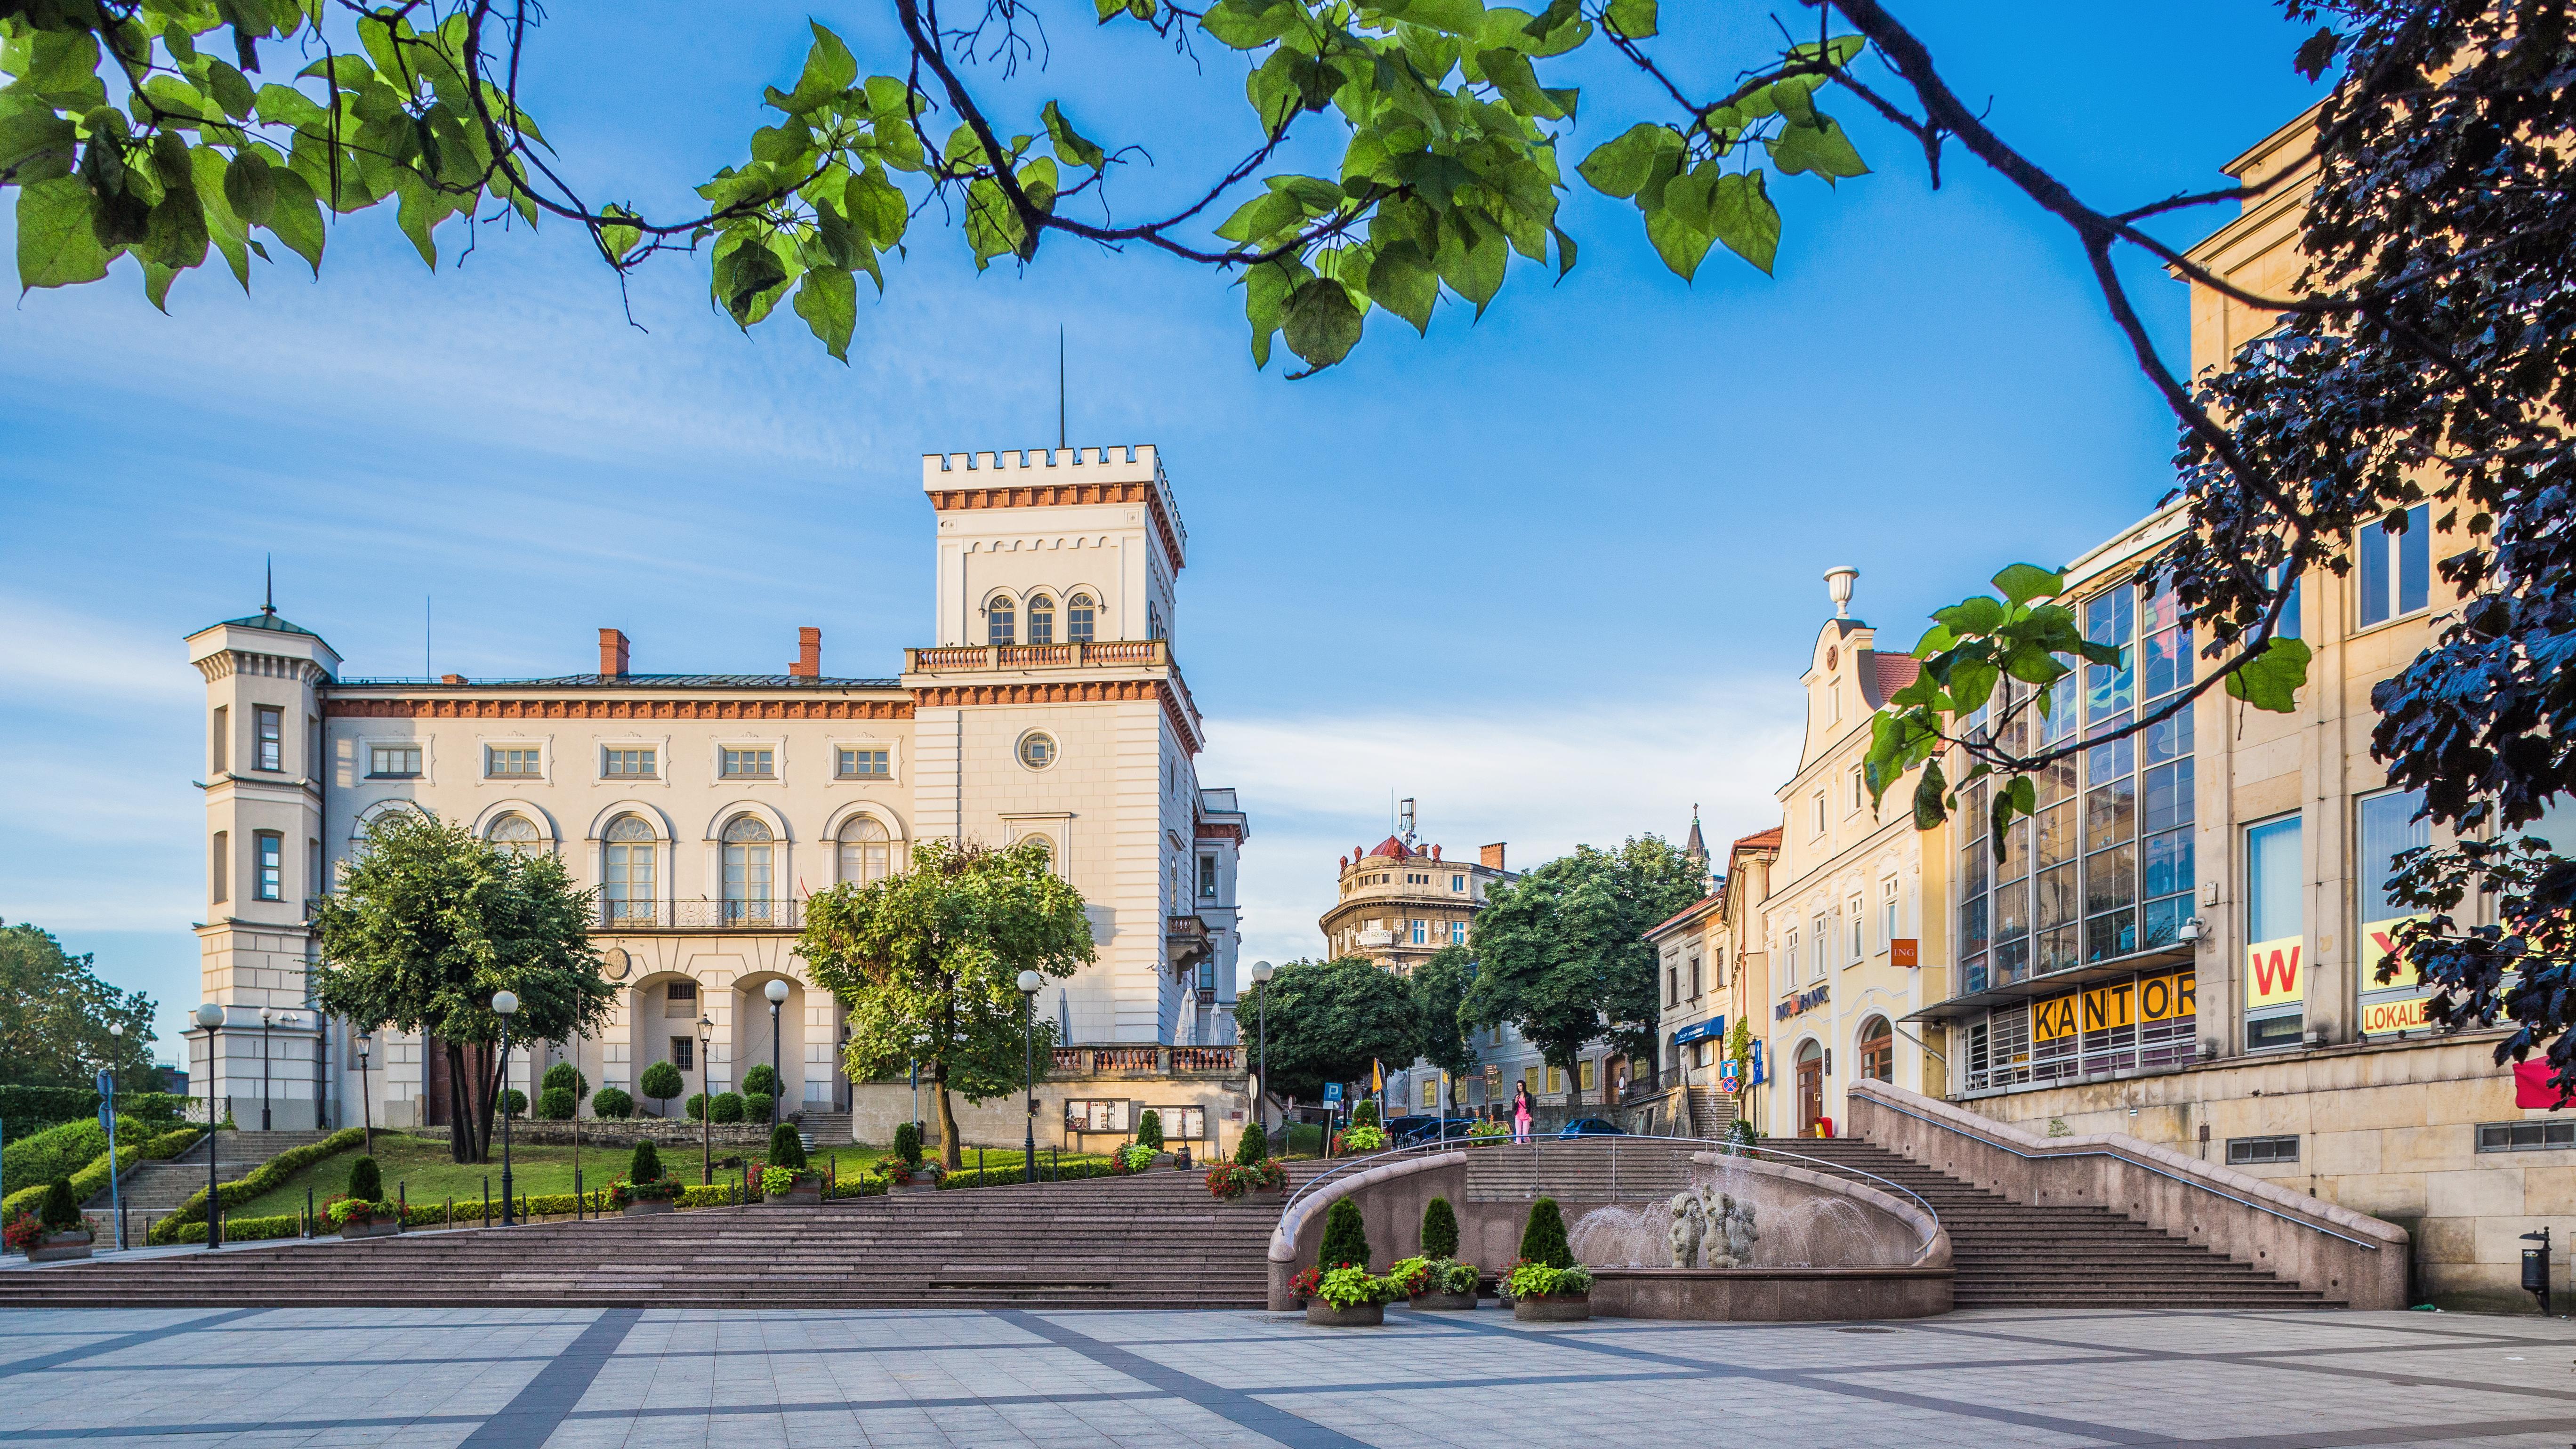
[1394,1117,1482,1145]
[1557,1117,1626,1138]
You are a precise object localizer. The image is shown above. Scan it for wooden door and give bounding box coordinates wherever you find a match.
[1795,1053,1824,1135]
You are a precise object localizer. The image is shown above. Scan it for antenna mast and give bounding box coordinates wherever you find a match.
[1057,326,1066,451]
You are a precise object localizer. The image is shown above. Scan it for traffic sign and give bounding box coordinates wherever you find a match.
[1323,1083,1343,1103]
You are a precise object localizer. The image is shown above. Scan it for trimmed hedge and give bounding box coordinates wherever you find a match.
[2,1124,201,1219]
[592,1088,635,1119]
[145,1128,364,1244]
[0,1086,190,1134]
[154,1180,760,1242]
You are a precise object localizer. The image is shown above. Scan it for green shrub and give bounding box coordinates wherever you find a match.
[1519,1196,1572,1269]
[711,1092,745,1124]
[0,1087,189,1134]
[592,1088,634,1119]
[684,1092,708,1121]
[1422,1196,1459,1260]
[540,1063,588,1099]
[639,1062,683,1112]
[143,1127,365,1245]
[2,1115,158,1191]
[1350,1098,1379,1127]
[1235,1122,1268,1167]
[498,1088,528,1119]
[1135,1109,1164,1150]
[1319,1196,1370,1271]
[2,1122,192,1220]
[39,1178,81,1231]
[535,1087,577,1120]
[893,1121,922,1167]
[766,1122,807,1171]
[629,1139,665,1183]
[742,1091,773,1122]
[347,1156,383,1202]
[741,1064,781,1098]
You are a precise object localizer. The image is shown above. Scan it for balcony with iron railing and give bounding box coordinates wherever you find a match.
[1046,1045,1243,1078]
[597,900,804,932]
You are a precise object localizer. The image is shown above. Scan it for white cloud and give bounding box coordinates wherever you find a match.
[0,593,201,711]
[1202,678,1808,973]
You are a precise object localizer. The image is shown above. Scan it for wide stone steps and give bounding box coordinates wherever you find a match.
[85,1130,341,1214]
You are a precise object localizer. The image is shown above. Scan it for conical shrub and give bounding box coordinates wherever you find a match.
[39,1178,81,1232]
[1422,1196,1459,1260]
[1319,1196,1370,1271]
[1519,1195,1571,1269]
[893,1121,923,1167]
[629,1139,665,1183]
[1234,1122,1268,1167]
[1350,1098,1379,1127]
[1136,1109,1164,1150]
[347,1155,383,1203]
[768,1121,807,1171]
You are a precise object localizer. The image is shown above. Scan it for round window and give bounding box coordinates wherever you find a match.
[1018,732,1057,770]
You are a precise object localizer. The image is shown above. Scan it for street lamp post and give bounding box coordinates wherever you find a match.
[697,1014,714,1188]
[764,979,789,1126]
[105,1022,125,1250]
[492,991,520,1225]
[194,1003,224,1251]
[1016,971,1042,1183]
[354,1032,374,1158]
[1248,961,1273,1134]
[258,1007,273,1131]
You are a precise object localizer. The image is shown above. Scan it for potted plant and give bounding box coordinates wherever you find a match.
[1109,1142,1156,1175]
[27,1179,93,1263]
[1135,1109,1172,1166]
[760,1123,823,1204]
[611,1139,682,1216]
[332,1156,399,1239]
[1,1208,41,1258]
[1205,1123,1288,1203]
[1402,1197,1481,1308]
[1466,1119,1509,1141]
[884,1122,942,1193]
[1331,1121,1388,1153]
[1505,1197,1591,1321]
[1296,1199,1393,1325]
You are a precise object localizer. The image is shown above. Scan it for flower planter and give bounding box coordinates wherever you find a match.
[621,1199,677,1216]
[1512,1292,1590,1322]
[338,1219,399,1240]
[1410,1291,1478,1311]
[1216,1190,1286,1208]
[889,1179,940,1195]
[1303,1300,1385,1327]
[28,1231,93,1264]
[762,1181,822,1206]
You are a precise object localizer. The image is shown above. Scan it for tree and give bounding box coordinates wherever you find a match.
[1258,956,1419,1103]
[1463,837,1704,1109]
[1518,1196,1571,1270]
[1319,1196,1371,1271]
[1409,945,1478,1116]
[309,810,613,1164]
[1422,1196,1459,1260]
[767,1121,807,1172]
[799,837,1090,1170]
[0,919,157,1087]
[637,1063,682,1118]
[1135,1108,1164,1150]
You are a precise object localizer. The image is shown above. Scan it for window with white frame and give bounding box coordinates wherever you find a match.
[369,745,421,778]
[839,815,893,885]
[255,706,283,771]
[1199,855,1219,900]
[1882,877,1900,946]
[2356,504,2430,628]
[1850,765,1865,813]
[1811,913,1829,981]
[254,830,283,901]
[1027,594,1055,645]
[1067,593,1095,643]
[988,595,1016,645]
[486,746,541,778]
[1450,873,1465,891]
[1410,918,1427,945]
[836,747,889,779]
[721,815,774,923]
[604,815,656,924]
[1811,791,1826,836]
[488,814,542,856]
[1847,895,1865,963]
[721,747,774,779]
[603,747,656,779]
[1449,919,1467,946]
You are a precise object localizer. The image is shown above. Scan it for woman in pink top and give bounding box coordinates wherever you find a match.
[1512,1082,1533,1143]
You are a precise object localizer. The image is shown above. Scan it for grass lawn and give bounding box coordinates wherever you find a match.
[227,1134,1115,1217]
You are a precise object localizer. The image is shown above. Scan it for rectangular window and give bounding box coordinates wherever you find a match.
[486,746,541,778]
[1667,966,1679,1006]
[1410,919,1427,945]
[1689,955,1702,998]
[1882,877,1900,946]
[2226,1134,2300,1166]
[669,1038,693,1072]
[1067,596,1095,644]
[253,830,283,901]
[1850,765,1865,813]
[1848,895,1865,963]
[2475,1120,2576,1153]
[2359,789,2431,999]
[835,747,888,779]
[1199,856,1219,900]
[1421,1079,1439,1109]
[309,839,323,899]
[1450,873,1465,891]
[1449,919,1467,946]
[1579,1059,1597,1093]
[210,831,229,904]
[603,747,658,779]
[1811,914,1829,981]
[369,745,422,778]
[1811,791,1826,836]
[2246,814,2304,1045]
[211,706,228,773]
[721,748,775,779]
[664,980,698,1017]
[2357,504,2431,627]
[1546,1066,1566,1095]
[255,706,283,771]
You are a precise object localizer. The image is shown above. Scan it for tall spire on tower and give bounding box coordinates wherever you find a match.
[1684,804,1708,881]
[262,554,275,618]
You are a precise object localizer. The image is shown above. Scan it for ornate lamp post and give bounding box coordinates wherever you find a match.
[194,1002,224,1250]
[764,978,789,1126]
[354,1031,374,1157]
[1016,971,1042,1183]
[1248,961,1273,1133]
[105,1022,125,1250]
[696,1013,714,1188]
[492,990,520,1225]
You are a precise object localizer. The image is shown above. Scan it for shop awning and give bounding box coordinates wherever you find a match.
[1901,943,2196,1024]
[1671,1015,1727,1046]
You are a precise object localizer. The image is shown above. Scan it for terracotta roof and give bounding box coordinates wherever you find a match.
[1643,893,1723,939]
[1856,651,1922,710]
[1366,835,1411,860]
[1732,827,1783,851]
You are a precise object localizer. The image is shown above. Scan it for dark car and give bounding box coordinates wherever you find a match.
[1557,1117,1627,1138]
[1394,1117,1482,1145]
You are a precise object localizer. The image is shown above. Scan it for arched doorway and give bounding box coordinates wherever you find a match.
[1795,1040,1825,1135]
[1859,1017,1895,1084]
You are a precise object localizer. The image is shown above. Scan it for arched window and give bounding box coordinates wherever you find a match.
[1859,1017,1894,1083]
[1027,594,1055,645]
[605,815,657,925]
[722,815,774,925]
[987,595,1015,646]
[838,816,892,886]
[1067,593,1095,644]
[488,814,542,856]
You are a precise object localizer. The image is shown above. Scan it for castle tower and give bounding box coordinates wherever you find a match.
[184,600,342,1129]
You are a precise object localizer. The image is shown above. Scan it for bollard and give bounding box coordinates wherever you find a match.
[483,1178,491,1229]
[446,1196,454,1229]
[306,1186,314,1238]
[575,1167,584,1221]
[398,1183,407,1232]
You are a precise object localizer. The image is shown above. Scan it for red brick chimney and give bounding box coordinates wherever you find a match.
[599,628,630,677]
[790,627,821,678]
[1480,842,1507,870]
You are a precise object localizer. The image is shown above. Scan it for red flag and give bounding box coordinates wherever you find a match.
[2512,1059,2569,1109]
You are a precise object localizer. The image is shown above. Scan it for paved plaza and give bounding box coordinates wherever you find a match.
[0,1304,2569,1449]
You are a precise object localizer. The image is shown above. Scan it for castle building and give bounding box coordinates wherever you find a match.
[1318,824,1512,974]
[181,445,1250,1150]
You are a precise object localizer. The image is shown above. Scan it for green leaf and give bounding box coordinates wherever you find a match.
[1991,563,2063,606]
[1643,177,1715,281]
[1433,215,1505,314]
[781,23,858,115]
[0,111,79,186]
[849,167,909,248]
[1201,0,1296,50]
[1706,170,1778,273]
[1282,278,1364,369]
[1769,113,1868,183]
[1041,101,1106,170]
[1243,258,1301,368]
[1576,123,1671,200]
[1215,187,1304,245]
[205,59,258,121]
[260,165,326,275]
[1402,0,1489,37]
[1911,758,1949,832]
[223,150,277,228]
[15,177,112,290]
[1933,595,2009,637]
[793,265,858,361]
[1367,238,1438,335]
[716,236,790,324]
[393,175,441,267]
[1604,0,1657,37]
[595,202,642,264]
[2223,636,2312,713]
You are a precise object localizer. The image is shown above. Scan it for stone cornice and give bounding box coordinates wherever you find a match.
[927,480,1187,571]
[324,698,911,720]
[910,679,1202,753]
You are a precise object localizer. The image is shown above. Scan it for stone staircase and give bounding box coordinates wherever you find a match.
[1686,1089,1737,1139]
[791,1109,854,1147]
[2,1161,1332,1311]
[85,1130,338,1214]
[1788,1137,2339,1310]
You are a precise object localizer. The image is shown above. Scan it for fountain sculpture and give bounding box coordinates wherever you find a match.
[1664,1187,1760,1268]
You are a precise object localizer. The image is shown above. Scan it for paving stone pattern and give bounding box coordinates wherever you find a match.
[0,1304,2568,1448]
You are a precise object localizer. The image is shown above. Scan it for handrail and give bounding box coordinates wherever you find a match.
[1861,1091,2385,1251]
[1277,1133,1942,1264]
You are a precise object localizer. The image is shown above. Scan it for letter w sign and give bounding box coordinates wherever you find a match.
[2245,937,2304,1008]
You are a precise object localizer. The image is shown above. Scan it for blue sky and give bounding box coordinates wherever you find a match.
[0,2,2327,1060]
